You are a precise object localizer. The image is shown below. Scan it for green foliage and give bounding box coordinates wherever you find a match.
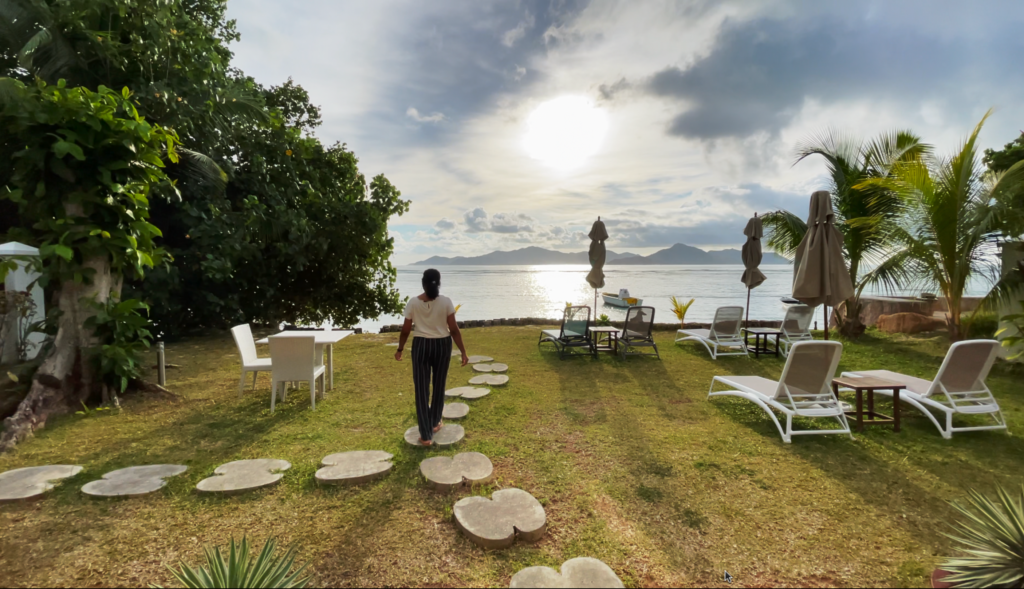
[962,311,999,340]
[669,296,695,323]
[984,132,1024,175]
[160,537,310,589]
[997,301,1024,361]
[0,290,39,362]
[942,486,1024,588]
[83,297,152,392]
[596,314,611,327]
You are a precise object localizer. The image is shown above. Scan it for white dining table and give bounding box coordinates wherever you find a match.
[256,330,353,390]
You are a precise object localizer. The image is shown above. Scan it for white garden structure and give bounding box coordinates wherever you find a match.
[707,341,852,443]
[779,305,815,357]
[676,306,748,359]
[842,339,1006,439]
[268,334,326,413]
[230,324,272,397]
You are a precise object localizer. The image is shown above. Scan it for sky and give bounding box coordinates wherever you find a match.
[226,0,1024,265]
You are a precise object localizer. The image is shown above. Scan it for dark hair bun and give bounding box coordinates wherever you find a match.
[422,269,441,300]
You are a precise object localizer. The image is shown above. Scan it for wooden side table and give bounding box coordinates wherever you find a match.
[588,326,620,354]
[742,327,782,359]
[832,375,906,433]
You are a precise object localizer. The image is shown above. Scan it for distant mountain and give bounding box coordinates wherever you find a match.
[412,246,639,266]
[413,244,790,266]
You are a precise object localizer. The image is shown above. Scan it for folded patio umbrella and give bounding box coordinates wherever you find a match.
[586,218,608,309]
[741,214,767,327]
[792,191,854,339]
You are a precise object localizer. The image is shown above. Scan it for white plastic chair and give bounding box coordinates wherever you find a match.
[269,335,326,413]
[842,340,1006,439]
[231,324,272,398]
[676,306,748,359]
[780,305,815,357]
[707,341,852,443]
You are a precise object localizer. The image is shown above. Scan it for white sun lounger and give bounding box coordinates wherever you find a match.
[676,306,748,359]
[780,305,815,357]
[842,339,1006,439]
[708,341,852,443]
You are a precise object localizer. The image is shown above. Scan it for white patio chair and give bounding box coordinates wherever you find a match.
[842,339,1006,439]
[231,324,272,398]
[676,306,748,359]
[707,341,852,443]
[780,305,815,357]
[269,335,326,413]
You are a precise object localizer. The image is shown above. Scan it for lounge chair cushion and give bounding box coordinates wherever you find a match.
[713,376,779,398]
[541,330,561,339]
[678,329,711,339]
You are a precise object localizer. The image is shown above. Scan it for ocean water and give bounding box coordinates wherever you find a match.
[356,264,976,332]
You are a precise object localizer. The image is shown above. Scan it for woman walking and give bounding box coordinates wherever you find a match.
[395,269,468,446]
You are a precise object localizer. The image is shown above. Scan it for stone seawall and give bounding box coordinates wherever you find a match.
[378,318,783,333]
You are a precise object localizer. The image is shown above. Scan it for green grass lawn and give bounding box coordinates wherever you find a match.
[1,327,1022,588]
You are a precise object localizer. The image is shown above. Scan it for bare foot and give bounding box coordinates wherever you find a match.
[419,439,434,447]
[433,421,444,433]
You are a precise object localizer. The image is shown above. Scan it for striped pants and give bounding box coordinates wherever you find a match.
[411,336,452,441]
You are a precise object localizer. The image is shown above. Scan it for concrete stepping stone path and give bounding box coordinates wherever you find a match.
[454,488,546,549]
[82,465,187,498]
[510,558,624,588]
[446,386,490,400]
[196,459,291,495]
[466,355,493,364]
[443,403,470,419]
[472,363,508,374]
[420,452,493,492]
[0,465,83,503]
[316,451,393,486]
[404,424,465,448]
[469,374,509,386]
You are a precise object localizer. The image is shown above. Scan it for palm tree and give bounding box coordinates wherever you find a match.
[762,129,929,337]
[858,112,1024,341]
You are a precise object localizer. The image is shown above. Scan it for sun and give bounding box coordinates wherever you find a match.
[523,96,609,170]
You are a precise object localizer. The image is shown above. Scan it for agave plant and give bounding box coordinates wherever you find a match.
[160,537,310,589]
[942,486,1024,588]
[670,297,695,325]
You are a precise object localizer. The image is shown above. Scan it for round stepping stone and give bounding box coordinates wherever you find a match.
[473,363,508,374]
[315,451,393,486]
[404,424,465,448]
[385,343,399,347]
[510,558,624,588]
[446,386,491,400]
[0,465,83,504]
[196,459,291,495]
[82,465,187,498]
[451,350,462,357]
[469,374,509,386]
[443,403,470,419]
[467,355,493,364]
[420,452,493,492]
[454,488,546,549]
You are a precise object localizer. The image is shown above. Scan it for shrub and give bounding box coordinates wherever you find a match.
[160,537,309,589]
[963,311,999,339]
[941,486,1024,588]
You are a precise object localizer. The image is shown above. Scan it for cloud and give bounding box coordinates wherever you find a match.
[406,107,446,123]
[462,208,536,233]
[435,218,456,231]
[502,13,535,47]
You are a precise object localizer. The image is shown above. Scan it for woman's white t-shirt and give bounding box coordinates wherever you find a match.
[404,295,456,339]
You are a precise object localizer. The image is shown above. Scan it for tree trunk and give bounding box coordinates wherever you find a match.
[947,295,962,341]
[837,295,867,338]
[0,254,118,452]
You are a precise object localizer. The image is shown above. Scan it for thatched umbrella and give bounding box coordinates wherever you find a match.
[741,213,767,328]
[792,191,854,339]
[586,217,608,310]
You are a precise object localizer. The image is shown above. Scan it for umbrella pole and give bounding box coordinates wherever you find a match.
[745,288,751,329]
[824,306,830,340]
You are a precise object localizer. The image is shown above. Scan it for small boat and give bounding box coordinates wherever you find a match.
[602,292,643,308]
[780,297,802,305]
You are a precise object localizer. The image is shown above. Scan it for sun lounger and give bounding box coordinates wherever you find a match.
[539,305,596,359]
[619,306,659,359]
[842,339,1005,439]
[676,306,748,359]
[708,341,852,443]
[780,305,815,357]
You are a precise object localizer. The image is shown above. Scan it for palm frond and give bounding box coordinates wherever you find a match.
[173,147,229,194]
[761,210,806,260]
[0,76,25,106]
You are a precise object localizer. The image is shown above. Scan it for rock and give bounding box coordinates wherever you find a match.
[510,558,625,588]
[454,488,546,549]
[877,312,946,334]
[315,451,393,486]
[196,459,291,495]
[443,403,470,419]
[467,355,494,364]
[404,424,465,448]
[420,452,493,491]
[82,465,187,498]
[470,374,508,386]
[445,386,490,400]
[0,465,83,503]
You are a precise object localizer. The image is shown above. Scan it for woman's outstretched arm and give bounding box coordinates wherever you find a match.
[447,314,468,366]
[395,318,413,361]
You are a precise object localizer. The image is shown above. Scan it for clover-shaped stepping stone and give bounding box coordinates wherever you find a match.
[467,355,493,364]
[196,459,291,495]
[473,363,508,374]
[404,424,465,448]
[0,465,83,504]
[82,465,187,498]
[469,374,509,386]
[315,451,393,486]
[443,403,469,419]
[385,343,399,347]
[510,557,625,588]
[453,488,546,549]
[446,386,490,400]
[420,452,493,492]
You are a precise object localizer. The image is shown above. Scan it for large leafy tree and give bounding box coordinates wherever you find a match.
[859,113,1024,341]
[762,129,928,337]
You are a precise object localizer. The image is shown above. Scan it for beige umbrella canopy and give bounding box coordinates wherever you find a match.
[741,214,767,327]
[792,191,854,339]
[586,218,608,311]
